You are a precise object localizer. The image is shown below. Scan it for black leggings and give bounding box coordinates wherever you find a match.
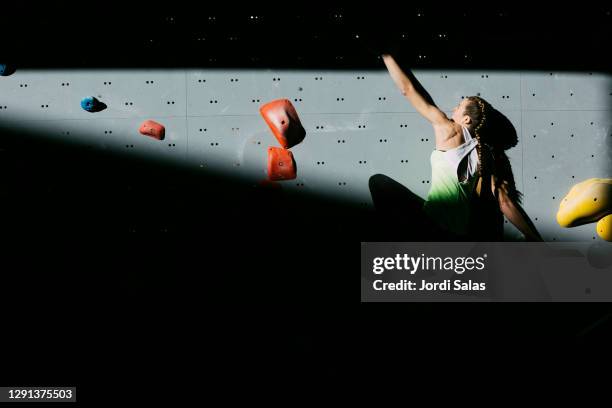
[368,174,466,241]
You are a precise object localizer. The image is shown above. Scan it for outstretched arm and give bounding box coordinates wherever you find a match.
[496,182,544,241]
[381,54,448,125]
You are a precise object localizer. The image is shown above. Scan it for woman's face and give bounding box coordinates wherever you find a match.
[451,99,470,125]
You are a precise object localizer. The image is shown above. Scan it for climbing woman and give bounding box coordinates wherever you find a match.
[369,53,544,241]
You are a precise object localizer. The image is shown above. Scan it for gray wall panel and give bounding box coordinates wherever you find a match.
[1,68,609,241]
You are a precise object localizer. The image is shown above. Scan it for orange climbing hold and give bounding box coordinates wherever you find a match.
[139,120,165,140]
[267,147,296,181]
[259,99,305,149]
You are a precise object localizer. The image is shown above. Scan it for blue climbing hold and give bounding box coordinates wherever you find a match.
[81,96,98,112]
[0,64,13,76]
[81,96,106,113]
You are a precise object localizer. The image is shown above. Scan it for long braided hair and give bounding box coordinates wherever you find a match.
[472,98,488,178]
[463,96,523,205]
[463,96,523,240]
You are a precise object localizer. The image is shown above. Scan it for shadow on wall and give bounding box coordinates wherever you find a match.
[0,113,527,243]
[1,70,609,243]
[0,120,382,241]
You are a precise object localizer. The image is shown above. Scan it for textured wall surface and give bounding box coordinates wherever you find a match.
[0,69,610,241]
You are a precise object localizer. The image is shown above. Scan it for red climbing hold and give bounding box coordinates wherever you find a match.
[267,147,297,181]
[259,99,305,149]
[139,120,165,140]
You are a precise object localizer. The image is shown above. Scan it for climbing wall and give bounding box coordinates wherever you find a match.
[0,68,610,241]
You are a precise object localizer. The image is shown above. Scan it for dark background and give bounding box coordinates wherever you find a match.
[0,1,610,403]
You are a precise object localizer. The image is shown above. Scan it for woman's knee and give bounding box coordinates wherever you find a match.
[368,174,392,195]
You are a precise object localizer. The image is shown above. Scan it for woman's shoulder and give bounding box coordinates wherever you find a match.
[433,122,466,151]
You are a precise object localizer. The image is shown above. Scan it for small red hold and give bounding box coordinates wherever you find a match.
[259,99,305,149]
[267,146,297,181]
[139,120,165,140]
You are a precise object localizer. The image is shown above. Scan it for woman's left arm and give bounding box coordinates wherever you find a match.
[496,182,544,242]
[382,54,448,125]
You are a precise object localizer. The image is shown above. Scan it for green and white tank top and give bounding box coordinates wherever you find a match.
[422,126,480,236]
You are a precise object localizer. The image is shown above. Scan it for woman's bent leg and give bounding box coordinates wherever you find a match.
[368,174,452,241]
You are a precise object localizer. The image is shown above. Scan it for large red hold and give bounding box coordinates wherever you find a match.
[267,147,297,181]
[139,120,165,140]
[259,99,305,149]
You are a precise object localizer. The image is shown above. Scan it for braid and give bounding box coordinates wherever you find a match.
[476,134,483,175]
[473,98,487,176]
[464,96,521,239]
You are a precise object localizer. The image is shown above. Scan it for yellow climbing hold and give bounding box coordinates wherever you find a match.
[556,178,612,228]
[596,214,612,242]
